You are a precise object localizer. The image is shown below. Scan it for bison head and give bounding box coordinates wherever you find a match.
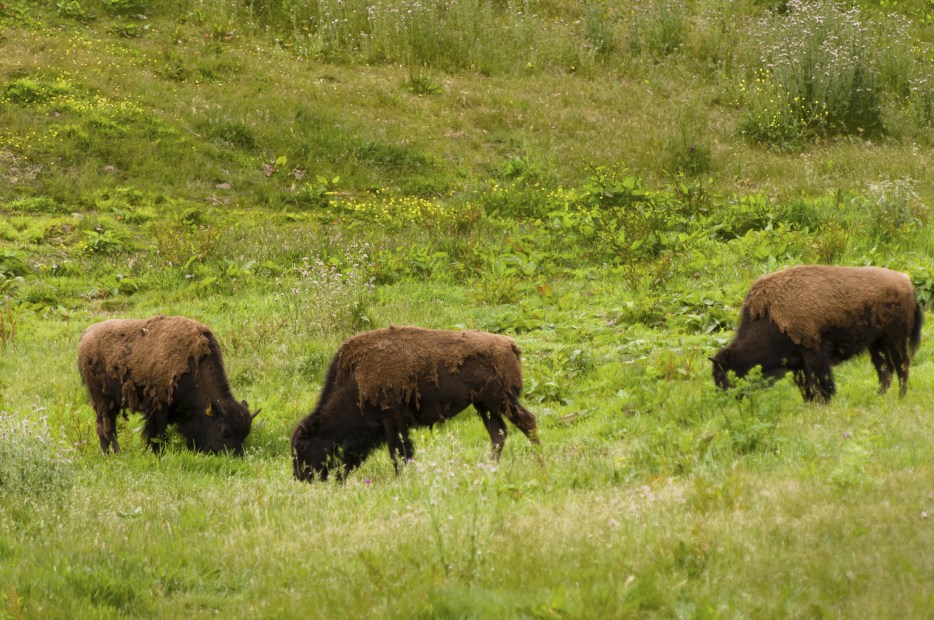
[291,416,332,481]
[291,415,385,482]
[188,399,259,456]
[709,350,732,390]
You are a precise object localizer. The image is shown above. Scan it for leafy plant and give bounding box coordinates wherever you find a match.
[714,368,785,455]
[292,175,340,210]
[80,229,127,255]
[56,0,95,21]
[405,73,442,96]
[473,254,522,305]
[0,250,28,279]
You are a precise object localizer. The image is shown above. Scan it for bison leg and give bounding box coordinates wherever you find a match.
[383,417,413,474]
[94,401,121,454]
[476,406,508,460]
[889,342,911,397]
[801,348,834,403]
[142,409,169,454]
[870,345,894,395]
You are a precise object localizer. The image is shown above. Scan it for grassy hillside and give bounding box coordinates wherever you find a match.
[2,0,934,617]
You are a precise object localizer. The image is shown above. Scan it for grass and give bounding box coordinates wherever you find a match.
[2,0,934,616]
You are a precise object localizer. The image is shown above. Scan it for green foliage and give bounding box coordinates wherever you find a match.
[405,73,442,96]
[737,0,933,146]
[291,175,340,210]
[909,263,934,309]
[856,178,928,243]
[714,368,786,455]
[627,0,688,57]
[56,0,96,21]
[0,410,75,497]
[80,228,127,255]
[3,196,68,214]
[664,114,713,177]
[277,247,375,337]
[3,77,70,105]
[204,119,257,150]
[0,251,29,280]
[101,0,151,16]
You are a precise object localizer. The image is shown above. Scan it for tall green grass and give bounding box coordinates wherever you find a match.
[2,0,934,616]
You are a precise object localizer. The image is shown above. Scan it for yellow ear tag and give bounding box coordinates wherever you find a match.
[205,404,214,416]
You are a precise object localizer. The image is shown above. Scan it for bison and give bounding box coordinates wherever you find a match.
[291,325,540,482]
[710,265,923,402]
[78,315,259,455]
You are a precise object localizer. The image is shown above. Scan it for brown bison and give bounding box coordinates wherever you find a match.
[710,265,923,402]
[78,316,259,455]
[291,325,540,481]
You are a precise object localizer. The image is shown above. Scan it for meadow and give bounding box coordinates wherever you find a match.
[2,0,934,616]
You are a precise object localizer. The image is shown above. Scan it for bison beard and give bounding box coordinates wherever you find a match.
[291,326,540,482]
[710,265,923,402]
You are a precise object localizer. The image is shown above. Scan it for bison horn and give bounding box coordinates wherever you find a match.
[707,356,719,365]
[251,408,262,420]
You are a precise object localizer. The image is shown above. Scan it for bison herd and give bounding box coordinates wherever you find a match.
[75,265,923,482]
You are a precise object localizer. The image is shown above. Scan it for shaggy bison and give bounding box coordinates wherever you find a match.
[78,315,258,455]
[710,265,923,402]
[291,325,540,481]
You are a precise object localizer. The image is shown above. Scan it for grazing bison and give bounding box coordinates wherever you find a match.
[78,315,259,455]
[291,325,540,482]
[710,265,923,402]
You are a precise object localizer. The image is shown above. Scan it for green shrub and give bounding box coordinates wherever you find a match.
[277,245,375,337]
[739,0,888,146]
[854,178,928,244]
[80,228,128,255]
[4,197,68,214]
[206,120,257,150]
[0,251,28,279]
[627,0,688,57]
[0,411,75,498]
[3,78,69,105]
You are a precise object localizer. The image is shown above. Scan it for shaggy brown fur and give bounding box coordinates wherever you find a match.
[744,266,917,349]
[338,325,524,411]
[78,316,257,455]
[711,265,922,402]
[292,326,540,482]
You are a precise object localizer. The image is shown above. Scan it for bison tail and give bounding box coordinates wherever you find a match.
[505,390,540,446]
[910,299,924,357]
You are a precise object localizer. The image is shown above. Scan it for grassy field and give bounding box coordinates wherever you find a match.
[2,0,934,617]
